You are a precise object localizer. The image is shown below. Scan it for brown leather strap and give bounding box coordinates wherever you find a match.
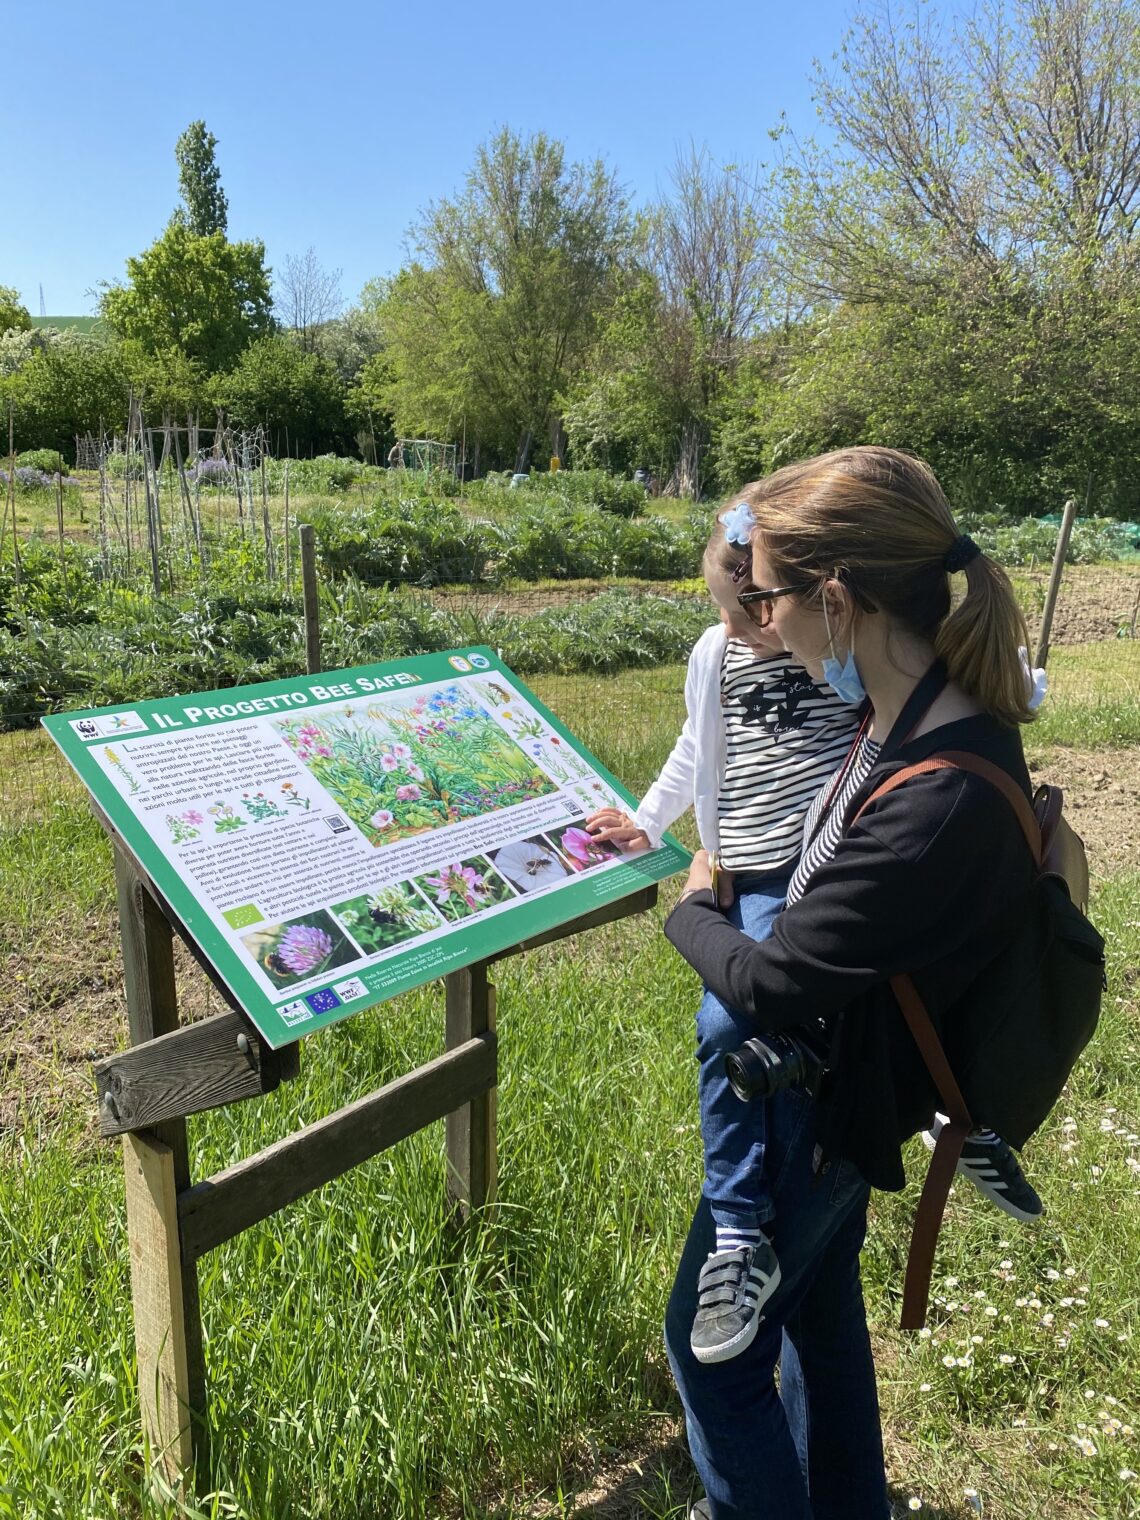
[851,753,1042,1328]
[852,753,1042,867]
[891,973,974,1329]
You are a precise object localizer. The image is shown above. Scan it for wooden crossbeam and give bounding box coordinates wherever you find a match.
[94,1012,300,1137]
[178,1030,498,1263]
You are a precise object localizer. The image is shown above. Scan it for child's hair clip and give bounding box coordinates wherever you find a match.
[719,501,755,546]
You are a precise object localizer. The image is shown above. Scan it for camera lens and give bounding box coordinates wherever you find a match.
[725,1031,814,1101]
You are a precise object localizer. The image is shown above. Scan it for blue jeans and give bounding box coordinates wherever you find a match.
[665,1090,888,1520]
[697,873,792,1231]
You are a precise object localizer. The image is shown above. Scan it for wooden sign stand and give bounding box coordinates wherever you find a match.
[99,833,656,1491]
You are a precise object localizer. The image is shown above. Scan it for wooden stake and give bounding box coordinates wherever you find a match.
[300,523,320,674]
[114,848,204,1490]
[1034,497,1078,669]
[282,461,291,588]
[4,404,18,587]
[444,963,497,1218]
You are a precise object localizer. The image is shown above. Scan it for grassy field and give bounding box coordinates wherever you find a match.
[2,649,1139,1519]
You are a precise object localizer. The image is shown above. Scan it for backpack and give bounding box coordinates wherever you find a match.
[854,754,1106,1329]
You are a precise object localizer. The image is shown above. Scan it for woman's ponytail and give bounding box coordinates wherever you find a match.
[935,553,1033,726]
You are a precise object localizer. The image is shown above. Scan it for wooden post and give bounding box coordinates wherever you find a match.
[114,847,204,1489]
[444,963,497,1218]
[300,523,321,675]
[1034,497,1078,669]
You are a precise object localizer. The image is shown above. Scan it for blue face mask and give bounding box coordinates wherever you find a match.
[821,604,866,705]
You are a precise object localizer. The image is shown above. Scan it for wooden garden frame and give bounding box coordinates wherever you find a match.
[96,826,656,1490]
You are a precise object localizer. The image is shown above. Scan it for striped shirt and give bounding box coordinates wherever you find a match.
[717,640,862,874]
[786,730,882,905]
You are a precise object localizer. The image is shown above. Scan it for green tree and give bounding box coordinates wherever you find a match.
[174,120,228,237]
[750,0,1140,512]
[215,334,350,455]
[0,286,32,335]
[564,147,773,494]
[100,221,273,374]
[377,129,632,471]
[1,336,128,459]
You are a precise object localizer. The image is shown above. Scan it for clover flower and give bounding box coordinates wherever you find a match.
[276,924,334,975]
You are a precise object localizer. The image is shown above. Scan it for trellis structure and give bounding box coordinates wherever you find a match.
[393,438,458,475]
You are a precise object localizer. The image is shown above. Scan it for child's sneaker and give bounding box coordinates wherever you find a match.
[690,1237,781,1364]
[922,1114,1044,1221]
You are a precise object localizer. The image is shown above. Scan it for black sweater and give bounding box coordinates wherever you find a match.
[664,707,1037,1191]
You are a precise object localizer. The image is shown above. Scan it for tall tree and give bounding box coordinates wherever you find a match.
[174,120,228,238]
[378,129,632,470]
[277,248,343,352]
[564,147,773,494]
[100,222,272,373]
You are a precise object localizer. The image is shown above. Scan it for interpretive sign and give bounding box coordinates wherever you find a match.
[44,648,688,1047]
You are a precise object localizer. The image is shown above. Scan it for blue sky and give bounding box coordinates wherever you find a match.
[3,0,872,316]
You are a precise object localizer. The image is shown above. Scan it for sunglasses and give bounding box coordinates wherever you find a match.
[735,582,816,628]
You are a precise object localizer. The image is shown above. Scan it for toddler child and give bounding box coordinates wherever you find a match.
[588,500,1045,1365]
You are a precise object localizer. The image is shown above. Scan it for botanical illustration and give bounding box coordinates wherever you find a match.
[241,909,358,989]
[273,684,557,845]
[473,680,593,781]
[547,823,624,873]
[331,880,445,954]
[103,747,141,795]
[166,809,204,844]
[411,855,516,923]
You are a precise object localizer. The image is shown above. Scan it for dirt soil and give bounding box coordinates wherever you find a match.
[1028,746,1140,878]
[1011,564,1140,645]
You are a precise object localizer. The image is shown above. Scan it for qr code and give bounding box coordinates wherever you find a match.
[564,799,584,816]
[324,815,350,834]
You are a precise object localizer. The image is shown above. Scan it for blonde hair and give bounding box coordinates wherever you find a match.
[737,447,1033,726]
[703,511,750,581]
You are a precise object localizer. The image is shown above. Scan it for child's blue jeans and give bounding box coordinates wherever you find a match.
[697,870,793,1234]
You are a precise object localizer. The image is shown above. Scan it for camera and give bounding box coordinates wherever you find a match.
[724,1019,830,1102]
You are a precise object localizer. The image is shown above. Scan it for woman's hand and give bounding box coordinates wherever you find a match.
[585,807,650,850]
[682,848,715,899]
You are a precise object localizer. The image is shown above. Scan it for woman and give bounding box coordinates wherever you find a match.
[662,447,1038,1519]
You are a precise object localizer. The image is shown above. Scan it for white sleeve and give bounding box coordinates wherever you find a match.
[631,641,707,846]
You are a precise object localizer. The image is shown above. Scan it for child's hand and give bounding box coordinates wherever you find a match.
[585,808,650,850]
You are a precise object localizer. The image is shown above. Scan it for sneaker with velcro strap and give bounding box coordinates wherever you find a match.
[690,1239,781,1364]
[922,1113,1044,1222]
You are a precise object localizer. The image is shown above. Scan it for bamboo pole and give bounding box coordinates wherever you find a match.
[1034,497,1078,669]
[55,459,69,595]
[300,523,320,674]
[4,404,19,588]
[282,460,291,589]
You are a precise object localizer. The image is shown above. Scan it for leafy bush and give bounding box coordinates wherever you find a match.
[958,512,1139,565]
[495,504,704,581]
[263,454,381,494]
[304,500,493,585]
[467,468,648,517]
[0,466,82,492]
[15,449,68,475]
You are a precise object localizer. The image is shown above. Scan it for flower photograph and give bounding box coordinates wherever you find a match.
[488,835,574,894]
[273,684,558,846]
[547,823,624,873]
[412,855,516,923]
[240,909,358,988]
[330,880,445,954]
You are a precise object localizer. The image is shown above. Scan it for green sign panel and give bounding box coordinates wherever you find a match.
[43,649,689,1047]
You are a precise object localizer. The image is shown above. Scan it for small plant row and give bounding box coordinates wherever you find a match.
[303,497,709,585]
[0,541,714,726]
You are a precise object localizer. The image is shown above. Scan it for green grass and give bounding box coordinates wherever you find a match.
[3,654,1140,1518]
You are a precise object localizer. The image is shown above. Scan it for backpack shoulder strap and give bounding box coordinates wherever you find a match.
[853,752,1042,867]
[848,751,1041,1330]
